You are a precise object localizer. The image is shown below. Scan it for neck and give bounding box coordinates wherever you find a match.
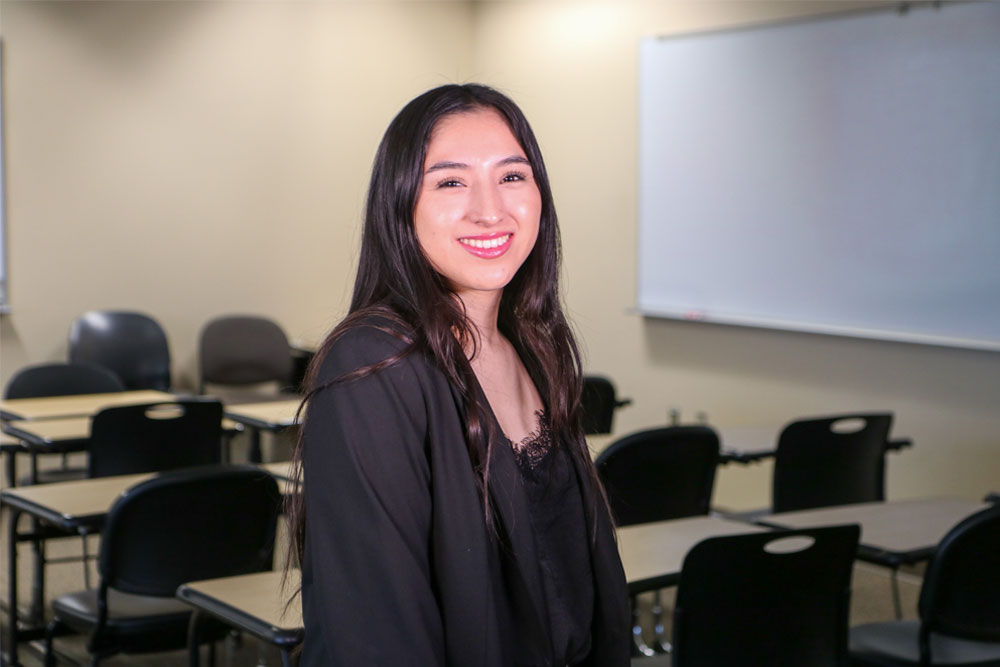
[455,289,503,353]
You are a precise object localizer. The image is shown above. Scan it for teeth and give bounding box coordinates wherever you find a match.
[460,234,510,250]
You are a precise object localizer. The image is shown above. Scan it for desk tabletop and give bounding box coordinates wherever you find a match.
[0,390,176,421]
[763,497,989,565]
[224,400,303,431]
[177,570,303,646]
[1,472,154,530]
[2,415,243,448]
[617,515,768,594]
[0,464,294,531]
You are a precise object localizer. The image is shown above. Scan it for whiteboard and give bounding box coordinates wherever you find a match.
[637,2,1000,351]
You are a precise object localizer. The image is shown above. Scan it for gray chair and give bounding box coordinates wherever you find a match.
[198,315,295,395]
[849,504,1000,667]
[3,362,126,486]
[581,375,632,435]
[44,465,281,666]
[595,425,721,657]
[69,311,172,391]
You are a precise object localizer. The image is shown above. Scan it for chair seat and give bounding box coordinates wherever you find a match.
[52,587,227,653]
[851,620,1000,666]
[54,587,191,632]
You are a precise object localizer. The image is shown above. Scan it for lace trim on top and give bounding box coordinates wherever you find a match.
[510,410,553,471]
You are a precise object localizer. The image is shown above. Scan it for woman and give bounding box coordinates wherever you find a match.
[289,84,630,666]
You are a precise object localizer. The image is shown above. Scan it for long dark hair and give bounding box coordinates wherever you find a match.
[287,83,602,571]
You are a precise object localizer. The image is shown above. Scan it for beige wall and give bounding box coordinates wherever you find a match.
[471,0,1000,507]
[0,0,475,387]
[1,1,997,507]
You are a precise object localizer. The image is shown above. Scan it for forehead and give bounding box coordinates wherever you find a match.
[424,108,525,160]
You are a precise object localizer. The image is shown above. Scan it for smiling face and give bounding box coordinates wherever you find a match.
[413,108,542,304]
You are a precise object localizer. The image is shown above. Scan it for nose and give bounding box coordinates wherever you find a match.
[469,181,505,226]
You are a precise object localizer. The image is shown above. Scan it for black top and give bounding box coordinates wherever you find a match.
[300,322,631,666]
[511,412,594,666]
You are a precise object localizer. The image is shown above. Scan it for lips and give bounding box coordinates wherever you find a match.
[458,233,512,258]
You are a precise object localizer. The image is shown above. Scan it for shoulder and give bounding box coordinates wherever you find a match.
[315,313,419,384]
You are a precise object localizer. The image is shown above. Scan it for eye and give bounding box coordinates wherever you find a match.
[435,178,463,188]
[501,170,528,183]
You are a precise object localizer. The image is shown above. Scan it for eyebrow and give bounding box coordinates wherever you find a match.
[424,155,531,175]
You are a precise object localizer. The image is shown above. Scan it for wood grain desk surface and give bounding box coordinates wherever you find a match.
[0,464,295,528]
[764,497,988,555]
[617,515,768,592]
[0,390,176,421]
[179,569,303,633]
[224,400,303,430]
[2,415,242,446]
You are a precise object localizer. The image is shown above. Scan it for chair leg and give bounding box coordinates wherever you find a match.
[891,567,903,619]
[652,589,672,653]
[44,619,66,667]
[81,532,92,589]
[188,610,203,667]
[631,593,655,657]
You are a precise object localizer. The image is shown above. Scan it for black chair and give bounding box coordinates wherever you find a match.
[198,315,296,395]
[69,310,172,391]
[595,425,720,656]
[595,426,719,526]
[44,465,282,665]
[849,504,1000,667]
[773,413,893,513]
[581,375,632,435]
[672,524,860,667]
[3,362,126,486]
[87,399,223,478]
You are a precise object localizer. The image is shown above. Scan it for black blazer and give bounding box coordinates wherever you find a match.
[300,323,630,666]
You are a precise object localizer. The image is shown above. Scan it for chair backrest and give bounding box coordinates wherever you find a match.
[673,524,860,667]
[581,376,618,434]
[68,310,171,391]
[198,315,293,391]
[87,400,223,478]
[773,413,893,513]
[594,425,719,526]
[918,504,1000,651]
[3,362,125,399]
[99,465,280,597]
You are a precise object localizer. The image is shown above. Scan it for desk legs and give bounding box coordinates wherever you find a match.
[2,445,18,488]
[6,506,23,666]
[248,430,262,464]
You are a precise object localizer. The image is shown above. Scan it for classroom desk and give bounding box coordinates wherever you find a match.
[616,515,770,595]
[762,497,987,568]
[178,570,303,667]
[2,415,245,486]
[0,464,291,666]
[0,390,176,421]
[761,497,988,617]
[168,516,771,667]
[223,399,303,463]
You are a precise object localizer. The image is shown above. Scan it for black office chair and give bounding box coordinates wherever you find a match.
[849,504,1000,667]
[44,465,282,666]
[87,399,223,478]
[198,315,297,395]
[773,413,893,513]
[595,425,720,656]
[3,362,126,486]
[581,375,632,435]
[69,310,172,391]
[672,524,860,667]
[595,426,719,526]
